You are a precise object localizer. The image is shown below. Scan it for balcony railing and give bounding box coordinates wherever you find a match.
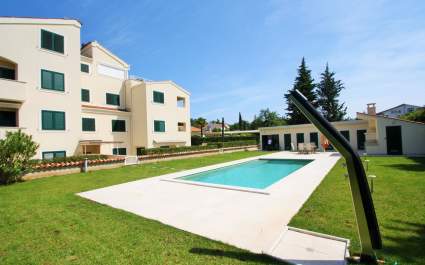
[0,78,26,102]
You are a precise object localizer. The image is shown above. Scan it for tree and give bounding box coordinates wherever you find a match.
[250,109,286,129]
[0,130,39,185]
[284,57,317,124]
[400,107,425,123]
[193,117,207,137]
[238,112,243,130]
[317,63,347,121]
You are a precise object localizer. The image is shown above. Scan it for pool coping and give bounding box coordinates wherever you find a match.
[160,157,314,195]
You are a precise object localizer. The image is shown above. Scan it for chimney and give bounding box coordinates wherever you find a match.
[367,103,376,115]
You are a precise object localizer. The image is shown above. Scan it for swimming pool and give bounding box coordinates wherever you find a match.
[177,159,312,189]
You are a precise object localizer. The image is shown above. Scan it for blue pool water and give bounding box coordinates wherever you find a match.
[179,159,312,189]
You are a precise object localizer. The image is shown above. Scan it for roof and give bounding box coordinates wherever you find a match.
[191,126,201,132]
[80,41,130,69]
[144,80,191,96]
[0,16,81,28]
[377,103,422,114]
[356,112,425,125]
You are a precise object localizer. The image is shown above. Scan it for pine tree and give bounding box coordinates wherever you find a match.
[238,112,243,130]
[317,63,347,121]
[284,57,317,124]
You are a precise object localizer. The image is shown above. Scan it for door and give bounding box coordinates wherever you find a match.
[262,135,280,151]
[309,132,318,147]
[284,134,291,150]
[357,130,366,150]
[386,126,402,155]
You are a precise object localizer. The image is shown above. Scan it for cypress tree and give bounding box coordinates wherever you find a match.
[317,63,347,121]
[238,112,243,130]
[284,57,317,124]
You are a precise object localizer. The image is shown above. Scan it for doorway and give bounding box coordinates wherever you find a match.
[386,126,402,155]
[262,135,280,151]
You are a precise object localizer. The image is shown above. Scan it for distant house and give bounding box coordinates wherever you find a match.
[191,126,202,136]
[206,122,230,133]
[377,104,422,118]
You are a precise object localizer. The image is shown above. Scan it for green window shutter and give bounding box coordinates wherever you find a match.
[53,72,64,91]
[42,151,66,160]
[112,120,126,132]
[81,63,89,73]
[153,91,164,103]
[41,70,53,90]
[41,29,53,50]
[54,34,64,53]
[42,110,65,130]
[41,29,64,54]
[106,93,120,106]
[82,118,95,131]
[81,89,90,102]
[112,148,126,155]
[154,120,165,132]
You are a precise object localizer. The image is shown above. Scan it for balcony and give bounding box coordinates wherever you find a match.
[0,78,27,102]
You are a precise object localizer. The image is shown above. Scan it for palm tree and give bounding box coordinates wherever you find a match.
[195,117,207,137]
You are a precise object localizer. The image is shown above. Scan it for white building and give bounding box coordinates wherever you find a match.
[0,17,191,159]
[259,104,425,155]
[377,103,422,118]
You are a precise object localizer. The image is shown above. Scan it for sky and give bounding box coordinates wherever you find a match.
[2,0,425,123]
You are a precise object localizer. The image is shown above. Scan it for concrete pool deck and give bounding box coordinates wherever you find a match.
[78,151,344,263]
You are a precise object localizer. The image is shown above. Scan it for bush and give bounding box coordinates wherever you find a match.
[191,135,258,145]
[217,140,257,148]
[0,130,39,185]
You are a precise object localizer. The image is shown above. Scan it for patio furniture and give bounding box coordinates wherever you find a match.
[305,143,314,154]
[298,143,306,154]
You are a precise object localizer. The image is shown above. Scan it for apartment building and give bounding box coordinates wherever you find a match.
[0,17,191,159]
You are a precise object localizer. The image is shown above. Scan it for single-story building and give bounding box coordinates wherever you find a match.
[259,104,425,155]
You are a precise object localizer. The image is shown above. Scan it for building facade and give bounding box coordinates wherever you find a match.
[0,17,191,159]
[377,103,421,118]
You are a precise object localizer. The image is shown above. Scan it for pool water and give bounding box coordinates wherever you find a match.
[178,159,312,189]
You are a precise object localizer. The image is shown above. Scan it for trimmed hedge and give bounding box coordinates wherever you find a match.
[191,135,258,145]
[139,140,257,156]
[30,155,108,166]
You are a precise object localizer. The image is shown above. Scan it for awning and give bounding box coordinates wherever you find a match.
[79,140,124,145]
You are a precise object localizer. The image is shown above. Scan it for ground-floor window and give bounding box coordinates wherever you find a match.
[296,133,304,145]
[112,148,127,155]
[154,120,165,132]
[136,147,145,156]
[42,151,66,160]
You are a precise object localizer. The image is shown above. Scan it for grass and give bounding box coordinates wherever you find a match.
[0,151,288,265]
[290,156,425,265]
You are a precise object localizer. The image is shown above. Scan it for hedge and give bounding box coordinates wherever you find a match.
[191,135,258,145]
[30,155,108,166]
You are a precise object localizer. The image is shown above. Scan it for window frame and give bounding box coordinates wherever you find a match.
[40,29,64,54]
[41,110,66,131]
[154,120,166,132]
[153,91,165,104]
[42,151,66,160]
[177,122,186,132]
[41,69,65,92]
[106,93,120,106]
[177,96,186,108]
[111,119,126,132]
[82,117,96,132]
[81,89,90,102]
[112,147,127,155]
[80,63,90,73]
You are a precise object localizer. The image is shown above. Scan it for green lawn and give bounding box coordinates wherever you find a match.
[0,151,287,265]
[290,156,425,265]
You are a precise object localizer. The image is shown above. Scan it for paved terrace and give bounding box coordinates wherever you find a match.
[79,151,345,264]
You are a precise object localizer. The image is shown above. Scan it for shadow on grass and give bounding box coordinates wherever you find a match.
[381,219,425,264]
[189,248,289,264]
[385,157,425,172]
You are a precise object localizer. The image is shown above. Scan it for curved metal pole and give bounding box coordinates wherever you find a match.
[288,90,382,260]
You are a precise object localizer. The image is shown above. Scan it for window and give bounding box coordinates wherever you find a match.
[81,63,90,73]
[153,91,164,104]
[136,147,145,156]
[98,64,126,79]
[0,110,17,127]
[42,110,65,130]
[177,96,185,107]
[106,93,120,106]
[41,29,64,54]
[41,69,64,91]
[112,120,126,132]
[309,132,318,147]
[112,148,127,155]
[0,67,15,80]
[82,118,95,132]
[296,133,304,144]
[42,151,66,160]
[81,89,90,102]
[178,122,186,132]
[340,130,350,141]
[154,120,165,132]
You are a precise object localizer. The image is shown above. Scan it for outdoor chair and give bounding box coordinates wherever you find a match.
[298,143,306,154]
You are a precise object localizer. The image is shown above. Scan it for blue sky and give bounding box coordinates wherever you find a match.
[3,0,425,123]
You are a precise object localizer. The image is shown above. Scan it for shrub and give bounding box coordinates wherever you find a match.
[191,135,258,145]
[0,130,39,185]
